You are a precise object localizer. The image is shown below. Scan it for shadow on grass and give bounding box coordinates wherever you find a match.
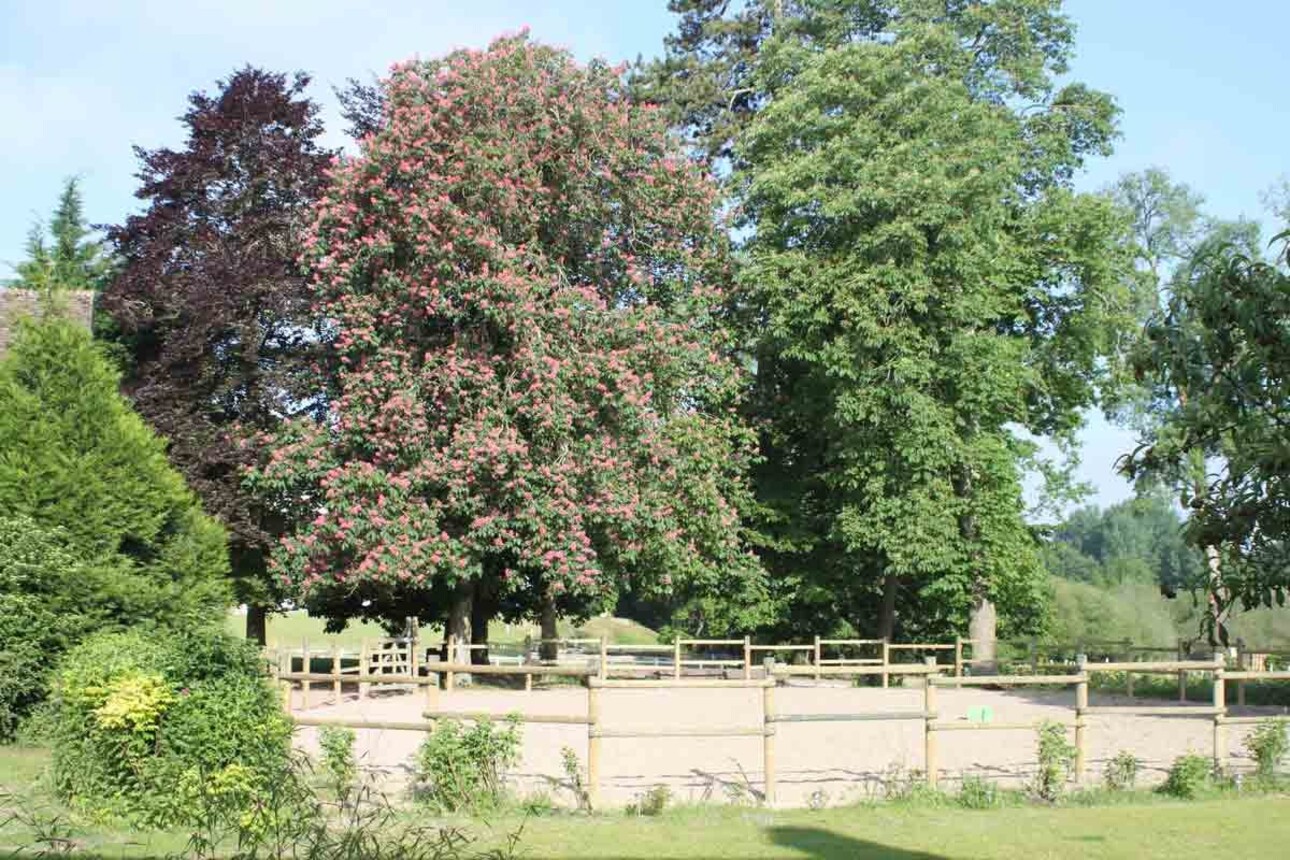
[767,826,947,859]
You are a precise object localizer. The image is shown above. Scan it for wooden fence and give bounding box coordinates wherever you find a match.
[269,633,1288,701]
[273,649,1290,807]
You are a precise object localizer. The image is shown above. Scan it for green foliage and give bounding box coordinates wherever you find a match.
[1109,167,1206,290]
[9,177,113,292]
[1104,751,1141,792]
[956,775,1002,810]
[0,317,230,631]
[1160,753,1215,799]
[168,749,523,860]
[1047,578,1178,647]
[559,745,589,812]
[49,627,290,827]
[646,0,1139,641]
[1033,720,1075,801]
[1244,720,1288,780]
[1125,229,1290,638]
[625,784,672,817]
[413,716,522,813]
[318,726,358,794]
[1042,494,1204,595]
[0,517,89,740]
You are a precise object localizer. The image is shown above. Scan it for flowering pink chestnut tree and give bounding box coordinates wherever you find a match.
[246,36,764,646]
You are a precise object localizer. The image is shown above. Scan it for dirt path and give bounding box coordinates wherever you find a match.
[290,682,1283,808]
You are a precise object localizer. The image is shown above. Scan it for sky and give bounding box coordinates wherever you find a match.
[2,0,1286,514]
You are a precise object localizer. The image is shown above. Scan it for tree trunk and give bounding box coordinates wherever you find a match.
[877,569,899,642]
[446,581,473,669]
[470,594,491,666]
[955,454,997,673]
[245,604,267,645]
[539,584,558,662]
[968,594,997,671]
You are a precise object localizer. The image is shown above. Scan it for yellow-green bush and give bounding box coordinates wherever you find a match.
[50,627,290,827]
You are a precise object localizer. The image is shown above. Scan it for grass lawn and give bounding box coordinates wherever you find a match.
[6,745,1288,859]
[472,798,1290,859]
[224,610,659,650]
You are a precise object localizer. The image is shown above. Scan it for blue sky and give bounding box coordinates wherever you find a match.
[2,0,1286,513]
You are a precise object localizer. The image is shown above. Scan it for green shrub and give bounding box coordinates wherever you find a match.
[1244,720,1288,780]
[1033,720,1075,801]
[0,317,232,738]
[49,626,289,826]
[1104,750,1140,791]
[1160,753,1214,799]
[956,775,1001,809]
[0,518,92,740]
[169,748,522,860]
[318,726,358,793]
[413,716,522,812]
[625,784,671,817]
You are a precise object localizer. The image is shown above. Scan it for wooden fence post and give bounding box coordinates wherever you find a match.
[1178,639,1187,702]
[763,659,777,808]
[300,639,311,710]
[953,637,963,681]
[1236,640,1247,707]
[359,639,370,699]
[923,656,938,788]
[813,635,821,682]
[425,669,439,710]
[332,645,341,703]
[743,636,752,681]
[673,639,682,680]
[882,639,890,689]
[599,638,609,681]
[587,682,602,811]
[1075,654,1088,785]
[1212,651,1227,770]
[281,680,293,714]
[446,634,457,692]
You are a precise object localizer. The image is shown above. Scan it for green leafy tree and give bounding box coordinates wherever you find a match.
[10,178,113,292]
[0,314,230,626]
[1124,230,1290,640]
[246,37,764,648]
[1110,168,1206,289]
[646,1,1139,646]
[1042,493,1203,595]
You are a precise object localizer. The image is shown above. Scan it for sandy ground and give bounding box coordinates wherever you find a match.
[289,681,1286,808]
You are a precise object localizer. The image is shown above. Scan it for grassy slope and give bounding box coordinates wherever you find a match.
[5,746,1288,860]
[224,610,659,649]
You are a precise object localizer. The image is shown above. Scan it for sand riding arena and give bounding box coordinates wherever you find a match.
[274,638,1290,808]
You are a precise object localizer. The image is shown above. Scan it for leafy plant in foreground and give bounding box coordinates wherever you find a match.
[1244,719,1288,781]
[318,725,358,796]
[1033,721,1076,801]
[1104,750,1141,792]
[413,716,522,813]
[1160,753,1215,799]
